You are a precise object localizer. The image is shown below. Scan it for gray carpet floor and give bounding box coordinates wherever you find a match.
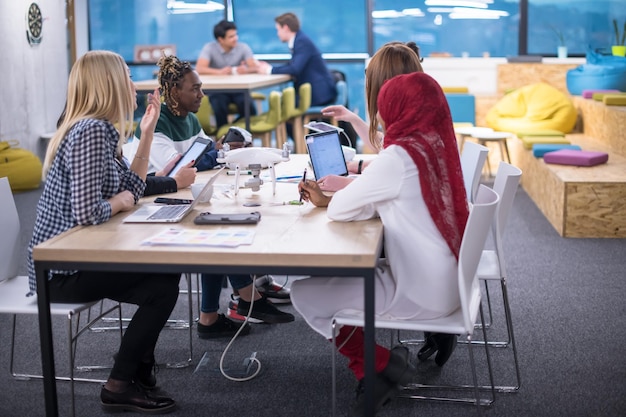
[1,182,625,417]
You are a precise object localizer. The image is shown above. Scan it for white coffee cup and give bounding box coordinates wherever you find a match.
[190,183,213,203]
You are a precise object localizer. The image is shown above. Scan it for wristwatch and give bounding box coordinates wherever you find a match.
[357,159,364,175]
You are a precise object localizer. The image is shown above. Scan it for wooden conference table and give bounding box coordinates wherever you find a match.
[134,73,291,131]
[33,154,383,417]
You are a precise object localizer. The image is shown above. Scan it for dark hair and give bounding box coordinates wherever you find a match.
[156,55,193,116]
[275,13,300,32]
[214,20,237,40]
[404,41,424,62]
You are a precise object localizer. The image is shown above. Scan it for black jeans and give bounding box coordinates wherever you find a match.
[49,271,180,382]
[209,92,256,130]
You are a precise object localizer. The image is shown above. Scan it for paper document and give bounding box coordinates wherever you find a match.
[142,228,255,247]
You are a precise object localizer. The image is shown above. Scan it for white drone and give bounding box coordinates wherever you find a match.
[216,146,290,195]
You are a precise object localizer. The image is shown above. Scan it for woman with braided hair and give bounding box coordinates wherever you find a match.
[138,55,295,340]
[129,54,222,173]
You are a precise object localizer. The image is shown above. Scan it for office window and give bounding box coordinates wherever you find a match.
[232,0,367,54]
[89,0,226,80]
[528,0,626,56]
[372,0,519,58]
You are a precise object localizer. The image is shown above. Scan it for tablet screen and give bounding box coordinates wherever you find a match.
[305,131,348,179]
[167,138,210,177]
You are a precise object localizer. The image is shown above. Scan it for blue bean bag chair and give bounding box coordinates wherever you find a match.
[566,50,626,95]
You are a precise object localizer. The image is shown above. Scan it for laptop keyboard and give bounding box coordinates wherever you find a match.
[148,205,189,220]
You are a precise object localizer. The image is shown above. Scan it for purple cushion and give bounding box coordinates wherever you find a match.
[543,149,609,166]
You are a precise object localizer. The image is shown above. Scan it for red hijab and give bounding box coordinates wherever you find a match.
[377,72,469,260]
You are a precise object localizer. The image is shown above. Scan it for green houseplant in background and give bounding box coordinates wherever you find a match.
[550,26,567,58]
[612,19,626,56]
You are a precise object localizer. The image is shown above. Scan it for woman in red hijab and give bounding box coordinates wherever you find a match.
[293,70,469,415]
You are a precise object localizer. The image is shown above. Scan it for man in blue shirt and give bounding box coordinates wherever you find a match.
[196,20,259,131]
[257,12,337,107]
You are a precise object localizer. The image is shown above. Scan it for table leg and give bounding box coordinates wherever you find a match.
[36,264,59,417]
[244,93,251,132]
[363,269,375,417]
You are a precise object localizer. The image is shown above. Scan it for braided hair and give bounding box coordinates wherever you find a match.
[157,55,193,116]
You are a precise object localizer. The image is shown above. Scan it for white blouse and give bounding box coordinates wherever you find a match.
[291,145,461,339]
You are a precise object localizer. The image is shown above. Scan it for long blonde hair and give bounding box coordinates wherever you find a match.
[365,42,424,151]
[43,50,135,176]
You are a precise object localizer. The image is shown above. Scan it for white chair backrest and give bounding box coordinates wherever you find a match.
[492,162,522,239]
[0,177,21,282]
[458,184,499,332]
[460,141,489,203]
[335,80,348,107]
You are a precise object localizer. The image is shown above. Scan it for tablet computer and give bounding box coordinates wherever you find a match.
[167,137,211,177]
[305,130,349,179]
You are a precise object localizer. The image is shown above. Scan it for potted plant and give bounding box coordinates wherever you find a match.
[551,26,567,58]
[612,19,626,57]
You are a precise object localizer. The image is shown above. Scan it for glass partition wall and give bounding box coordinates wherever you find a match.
[86,0,625,128]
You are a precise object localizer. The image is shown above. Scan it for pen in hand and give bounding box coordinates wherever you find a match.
[299,168,307,202]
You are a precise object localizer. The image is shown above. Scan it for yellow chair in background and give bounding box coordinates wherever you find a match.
[277,83,311,153]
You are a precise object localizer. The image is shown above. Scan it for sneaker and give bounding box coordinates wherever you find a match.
[197,314,251,339]
[227,297,263,323]
[236,296,295,324]
[255,275,291,304]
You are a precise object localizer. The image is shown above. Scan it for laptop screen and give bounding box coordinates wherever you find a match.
[305,130,349,179]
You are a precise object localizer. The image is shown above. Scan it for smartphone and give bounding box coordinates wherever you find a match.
[305,121,343,133]
[166,137,212,177]
[154,197,193,205]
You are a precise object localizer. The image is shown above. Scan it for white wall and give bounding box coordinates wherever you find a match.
[0,0,69,156]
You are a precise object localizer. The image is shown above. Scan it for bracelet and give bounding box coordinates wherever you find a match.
[134,154,149,161]
[357,159,364,175]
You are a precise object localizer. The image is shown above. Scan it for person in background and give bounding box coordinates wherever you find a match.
[196,20,258,132]
[257,12,336,108]
[294,68,469,415]
[314,41,424,193]
[27,50,179,414]
[143,55,294,338]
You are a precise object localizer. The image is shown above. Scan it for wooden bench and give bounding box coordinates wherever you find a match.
[509,134,626,238]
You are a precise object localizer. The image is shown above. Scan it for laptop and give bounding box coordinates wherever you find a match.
[123,167,225,223]
[305,130,349,180]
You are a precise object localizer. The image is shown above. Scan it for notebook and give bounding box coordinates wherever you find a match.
[123,167,225,223]
[305,130,349,179]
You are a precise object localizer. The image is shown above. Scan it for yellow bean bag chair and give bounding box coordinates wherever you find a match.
[486,83,577,133]
[0,140,43,191]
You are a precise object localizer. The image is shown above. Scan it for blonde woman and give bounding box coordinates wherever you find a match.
[27,50,179,414]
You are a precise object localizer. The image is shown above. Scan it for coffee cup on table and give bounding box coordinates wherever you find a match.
[191,183,213,203]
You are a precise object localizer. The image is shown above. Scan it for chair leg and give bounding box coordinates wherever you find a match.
[330,319,340,417]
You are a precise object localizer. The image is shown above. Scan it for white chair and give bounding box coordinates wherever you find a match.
[331,185,499,415]
[0,177,122,417]
[461,141,489,203]
[476,162,522,392]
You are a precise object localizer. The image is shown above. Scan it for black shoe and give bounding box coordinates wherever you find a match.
[101,382,176,414]
[236,296,295,324]
[417,332,437,361]
[197,314,251,339]
[417,332,458,367]
[255,275,291,304]
[434,333,458,367]
[382,346,416,386]
[352,373,397,417]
